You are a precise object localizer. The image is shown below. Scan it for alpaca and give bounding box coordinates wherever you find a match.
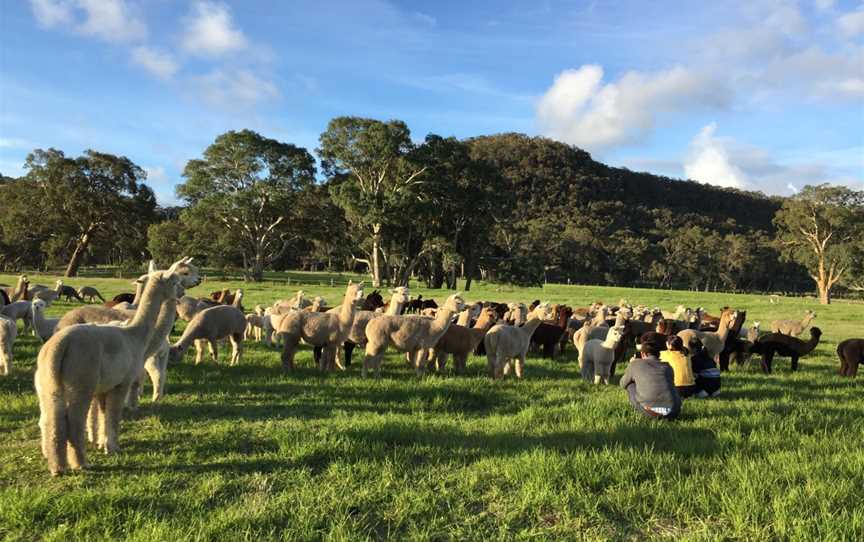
[837,338,864,378]
[169,305,247,366]
[770,310,816,336]
[31,282,60,305]
[531,306,574,359]
[77,286,105,303]
[749,327,822,373]
[31,299,60,342]
[303,296,327,312]
[0,289,9,308]
[430,306,498,374]
[1,300,34,334]
[277,282,364,371]
[35,265,184,475]
[504,303,527,326]
[5,275,29,302]
[176,295,212,321]
[55,280,84,302]
[245,313,266,341]
[581,325,626,385]
[320,286,410,368]
[484,303,552,379]
[0,314,16,375]
[678,309,738,360]
[363,293,465,377]
[54,305,133,332]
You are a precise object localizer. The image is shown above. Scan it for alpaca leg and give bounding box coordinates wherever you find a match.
[761,351,773,374]
[208,340,218,362]
[344,341,356,367]
[281,337,299,371]
[454,353,467,375]
[515,355,525,379]
[230,334,242,366]
[850,360,859,378]
[790,354,799,372]
[66,394,94,470]
[436,350,447,372]
[194,340,205,365]
[102,385,129,454]
[87,396,103,445]
[145,358,165,402]
[313,345,323,366]
[413,349,427,376]
[126,374,142,411]
[502,359,512,377]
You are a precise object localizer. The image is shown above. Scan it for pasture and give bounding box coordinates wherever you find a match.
[1,271,862,541]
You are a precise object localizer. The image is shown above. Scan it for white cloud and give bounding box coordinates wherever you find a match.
[30,0,74,27]
[837,7,864,37]
[144,166,168,183]
[684,123,749,189]
[814,0,836,11]
[412,12,437,27]
[29,0,146,42]
[182,1,247,57]
[0,138,33,149]
[131,47,179,80]
[189,69,279,109]
[683,123,862,194]
[536,65,731,151]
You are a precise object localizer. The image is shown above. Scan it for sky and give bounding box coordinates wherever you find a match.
[0,0,862,204]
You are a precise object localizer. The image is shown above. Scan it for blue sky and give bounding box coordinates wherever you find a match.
[1,0,862,204]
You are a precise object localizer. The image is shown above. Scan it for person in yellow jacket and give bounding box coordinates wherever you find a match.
[659,335,697,398]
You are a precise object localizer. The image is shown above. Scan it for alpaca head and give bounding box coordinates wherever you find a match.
[607,325,625,342]
[146,270,182,300]
[55,279,63,287]
[530,302,553,321]
[32,298,47,314]
[809,327,822,340]
[443,294,465,313]
[468,302,483,321]
[346,281,365,302]
[165,257,199,289]
[390,286,410,304]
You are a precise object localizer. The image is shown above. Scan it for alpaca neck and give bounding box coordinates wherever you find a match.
[131,280,145,306]
[614,312,627,327]
[386,296,406,315]
[802,314,814,327]
[430,305,458,334]
[126,278,167,344]
[456,309,473,326]
[339,289,357,326]
[601,332,622,350]
[805,332,820,353]
[473,311,496,332]
[232,292,243,307]
[716,315,734,342]
[146,295,178,357]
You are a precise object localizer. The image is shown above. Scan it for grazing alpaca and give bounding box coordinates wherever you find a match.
[31,299,60,342]
[35,266,183,475]
[749,327,823,373]
[363,294,465,377]
[277,282,364,371]
[31,282,60,305]
[581,325,626,385]
[430,306,498,374]
[770,310,816,336]
[77,286,105,303]
[169,305,247,366]
[837,338,864,377]
[484,303,552,379]
[0,314,16,375]
[55,280,84,302]
[678,309,738,360]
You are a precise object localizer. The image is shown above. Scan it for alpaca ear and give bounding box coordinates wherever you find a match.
[148,260,157,273]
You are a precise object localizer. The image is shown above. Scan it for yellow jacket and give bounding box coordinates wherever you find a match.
[659,350,695,387]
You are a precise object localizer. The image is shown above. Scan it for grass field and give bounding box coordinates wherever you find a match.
[1,271,862,541]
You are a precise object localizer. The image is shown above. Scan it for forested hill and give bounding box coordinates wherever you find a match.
[468,133,781,233]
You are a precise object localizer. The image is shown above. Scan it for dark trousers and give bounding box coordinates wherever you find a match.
[695,375,721,396]
[677,385,698,398]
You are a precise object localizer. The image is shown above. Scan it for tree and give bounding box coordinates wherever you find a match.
[774,184,864,304]
[18,149,155,276]
[177,130,318,281]
[318,117,426,287]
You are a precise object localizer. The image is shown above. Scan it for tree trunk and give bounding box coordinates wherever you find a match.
[371,223,382,288]
[64,230,92,277]
[818,280,831,304]
[251,251,265,282]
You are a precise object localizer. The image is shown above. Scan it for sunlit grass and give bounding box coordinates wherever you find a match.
[1,272,862,540]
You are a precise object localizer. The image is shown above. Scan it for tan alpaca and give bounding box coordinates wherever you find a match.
[771,310,816,336]
[1,300,34,334]
[0,314,16,375]
[363,293,465,378]
[5,275,29,302]
[327,286,409,368]
[277,282,364,371]
[169,305,247,365]
[35,265,183,475]
[581,325,625,385]
[484,303,552,379]
[430,306,498,374]
[678,309,738,359]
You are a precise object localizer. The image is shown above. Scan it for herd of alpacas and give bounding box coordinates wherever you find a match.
[0,260,862,476]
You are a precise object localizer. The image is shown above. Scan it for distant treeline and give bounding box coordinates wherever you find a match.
[1,121,860,298]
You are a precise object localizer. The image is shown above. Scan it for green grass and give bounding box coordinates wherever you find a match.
[1,272,862,541]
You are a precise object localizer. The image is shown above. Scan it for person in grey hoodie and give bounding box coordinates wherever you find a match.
[620,332,682,420]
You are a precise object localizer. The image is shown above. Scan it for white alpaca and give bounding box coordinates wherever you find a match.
[169,305,247,366]
[1,300,33,334]
[0,314,16,375]
[35,262,187,475]
[770,310,816,337]
[484,303,552,379]
[31,299,60,342]
[363,294,465,377]
[581,325,625,385]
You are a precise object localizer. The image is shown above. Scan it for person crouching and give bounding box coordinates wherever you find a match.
[660,335,698,398]
[620,332,682,420]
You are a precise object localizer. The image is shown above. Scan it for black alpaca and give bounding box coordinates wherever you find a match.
[749,327,822,373]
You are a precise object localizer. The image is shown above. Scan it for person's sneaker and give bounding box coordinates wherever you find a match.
[709,390,721,397]
[696,390,709,398]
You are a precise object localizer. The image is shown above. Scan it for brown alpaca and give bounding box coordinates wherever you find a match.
[837,338,863,378]
[430,307,498,374]
[678,309,738,360]
[6,275,29,302]
[35,266,184,475]
[749,327,822,373]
